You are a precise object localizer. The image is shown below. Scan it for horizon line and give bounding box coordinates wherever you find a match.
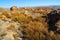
[0,5,60,8]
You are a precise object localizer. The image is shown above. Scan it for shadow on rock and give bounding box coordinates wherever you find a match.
[42,10,60,34]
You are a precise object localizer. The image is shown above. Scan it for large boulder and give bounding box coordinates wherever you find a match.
[10,6,18,11]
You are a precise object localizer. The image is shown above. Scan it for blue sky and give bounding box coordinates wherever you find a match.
[0,0,60,8]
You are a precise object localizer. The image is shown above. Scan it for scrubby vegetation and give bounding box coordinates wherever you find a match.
[0,6,60,40]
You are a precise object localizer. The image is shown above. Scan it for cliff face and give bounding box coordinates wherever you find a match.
[0,6,60,40]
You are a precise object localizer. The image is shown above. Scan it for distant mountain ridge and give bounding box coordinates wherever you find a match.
[31,5,60,9]
[49,5,60,9]
[0,5,60,10]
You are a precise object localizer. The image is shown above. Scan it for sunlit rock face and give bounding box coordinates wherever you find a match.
[10,6,18,11]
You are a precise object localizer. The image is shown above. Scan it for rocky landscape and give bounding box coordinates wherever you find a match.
[0,6,60,40]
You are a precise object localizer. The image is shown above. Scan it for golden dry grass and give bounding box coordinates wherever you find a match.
[0,6,60,40]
